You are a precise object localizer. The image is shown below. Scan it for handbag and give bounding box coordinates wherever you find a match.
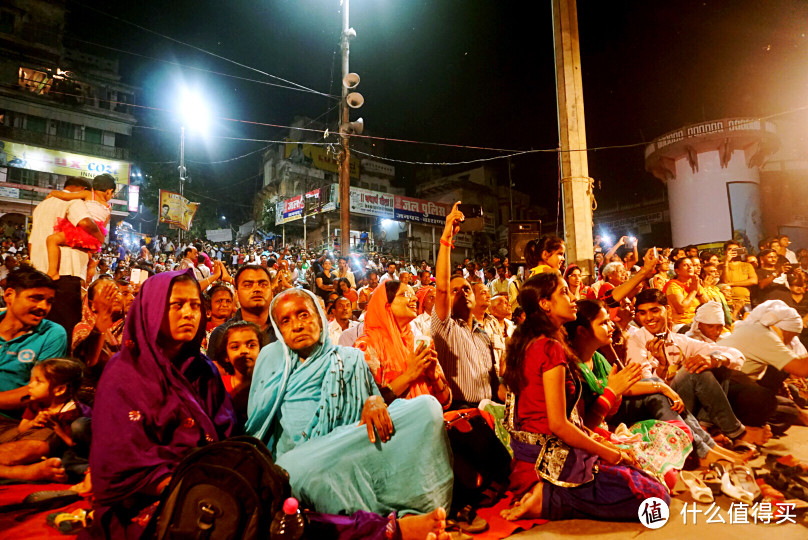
[504,373,599,488]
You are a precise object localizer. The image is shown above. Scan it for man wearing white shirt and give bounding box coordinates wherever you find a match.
[29,176,105,337]
[378,262,398,285]
[628,289,774,446]
[328,297,358,344]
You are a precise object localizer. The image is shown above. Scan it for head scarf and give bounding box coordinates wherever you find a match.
[357,283,431,398]
[737,299,803,333]
[91,269,235,506]
[246,288,375,453]
[416,285,435,315]
[685,301,725,342]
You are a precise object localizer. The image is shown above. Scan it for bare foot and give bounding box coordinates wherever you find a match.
[699,447,739,468]
[712,433,731,447]
[12,458,67,482]
[739,425,771,446]
[500,483,544,521]
[400,507,447,540]
[47,270,60,281]
[70,471,92,495]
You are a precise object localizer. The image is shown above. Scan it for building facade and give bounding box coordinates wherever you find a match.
[0,0,135,233]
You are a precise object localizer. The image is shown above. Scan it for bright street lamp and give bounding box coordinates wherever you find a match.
[175,89,210,244]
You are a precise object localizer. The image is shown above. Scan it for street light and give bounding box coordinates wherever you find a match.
[176,89,211,244]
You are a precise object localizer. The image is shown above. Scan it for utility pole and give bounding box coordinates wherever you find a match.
[552,0,594,281]
[338,0,351,256]
[178,126,186,246]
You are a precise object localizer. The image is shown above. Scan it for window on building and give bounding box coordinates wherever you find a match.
[18,67,52,95]
[26,116,46,133]
[55,121,74,139]
[0,11,14,34]
[84,127,102,145]
[115,133,130,149]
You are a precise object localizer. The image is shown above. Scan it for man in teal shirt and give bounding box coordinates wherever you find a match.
[0,268,67,414]
[0,268,68,481]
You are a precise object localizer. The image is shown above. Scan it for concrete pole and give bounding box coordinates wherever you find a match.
[178,126,185,246]
[339,0,351,257]
[432,226,436,265]
[552,0,594,281]
[408,222,413,262]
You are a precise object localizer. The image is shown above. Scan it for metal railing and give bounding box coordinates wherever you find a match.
[0,125,129,160]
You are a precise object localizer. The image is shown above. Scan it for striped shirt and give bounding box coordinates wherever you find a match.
[431,308,496,406]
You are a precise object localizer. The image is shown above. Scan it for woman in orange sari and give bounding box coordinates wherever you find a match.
[355,280,452,409]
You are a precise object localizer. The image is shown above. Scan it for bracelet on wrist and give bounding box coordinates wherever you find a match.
[440,238,454,248]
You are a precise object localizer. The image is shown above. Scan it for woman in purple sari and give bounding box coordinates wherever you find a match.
[84,269,236,539]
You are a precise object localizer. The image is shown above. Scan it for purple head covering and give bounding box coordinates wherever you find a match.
[90,269,235,517]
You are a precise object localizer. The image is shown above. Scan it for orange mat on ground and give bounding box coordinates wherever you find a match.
[0,483,90,540]
[472,494,548,539]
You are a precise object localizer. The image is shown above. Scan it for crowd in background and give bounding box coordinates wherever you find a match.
[1,177,808,538]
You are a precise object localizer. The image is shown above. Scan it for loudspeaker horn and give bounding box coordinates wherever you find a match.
[346,92,364,109]
[339,118,364,135]
[343,72,360,90]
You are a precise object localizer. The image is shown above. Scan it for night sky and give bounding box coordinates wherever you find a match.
[66,0,808,223]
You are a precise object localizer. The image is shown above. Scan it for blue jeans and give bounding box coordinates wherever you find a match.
[670,368,745,439]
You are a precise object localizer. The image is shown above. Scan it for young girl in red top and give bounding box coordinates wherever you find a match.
[500,271,669,522]
[45,174,116,280]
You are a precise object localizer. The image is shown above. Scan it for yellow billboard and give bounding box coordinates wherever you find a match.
[0,139,131,184]
[158,190,199,231]
[283,142,359,178]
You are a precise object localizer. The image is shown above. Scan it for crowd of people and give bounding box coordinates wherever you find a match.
[1,174,807,538]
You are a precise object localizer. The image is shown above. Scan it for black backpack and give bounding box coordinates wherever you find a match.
[148,436,291,540]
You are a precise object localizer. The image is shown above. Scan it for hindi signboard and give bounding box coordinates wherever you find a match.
[393,196,450,225]
[349,187,394,218]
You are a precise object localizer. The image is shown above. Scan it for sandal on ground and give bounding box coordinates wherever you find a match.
[713,462,755,503]
[452,505,489,534]
[765,473,808,503]
[756,477,785,501]
[732,465,762,502]
[680,471,714,503]
[731,440,760,459]
[701,467,722,495]
[47,508,91,534]
[766,454,808,476]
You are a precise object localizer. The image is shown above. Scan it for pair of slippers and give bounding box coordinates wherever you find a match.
[680,462,761,504]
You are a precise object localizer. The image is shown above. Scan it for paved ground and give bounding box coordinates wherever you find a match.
[507,425,808,539]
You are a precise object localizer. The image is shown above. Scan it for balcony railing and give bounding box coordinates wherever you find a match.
[0,124,129,160]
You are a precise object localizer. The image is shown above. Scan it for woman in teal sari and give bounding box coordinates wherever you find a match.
[246,288,453,517]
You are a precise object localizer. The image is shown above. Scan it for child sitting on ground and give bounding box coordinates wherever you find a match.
[5,358,84,453]
[46,175,116,280]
